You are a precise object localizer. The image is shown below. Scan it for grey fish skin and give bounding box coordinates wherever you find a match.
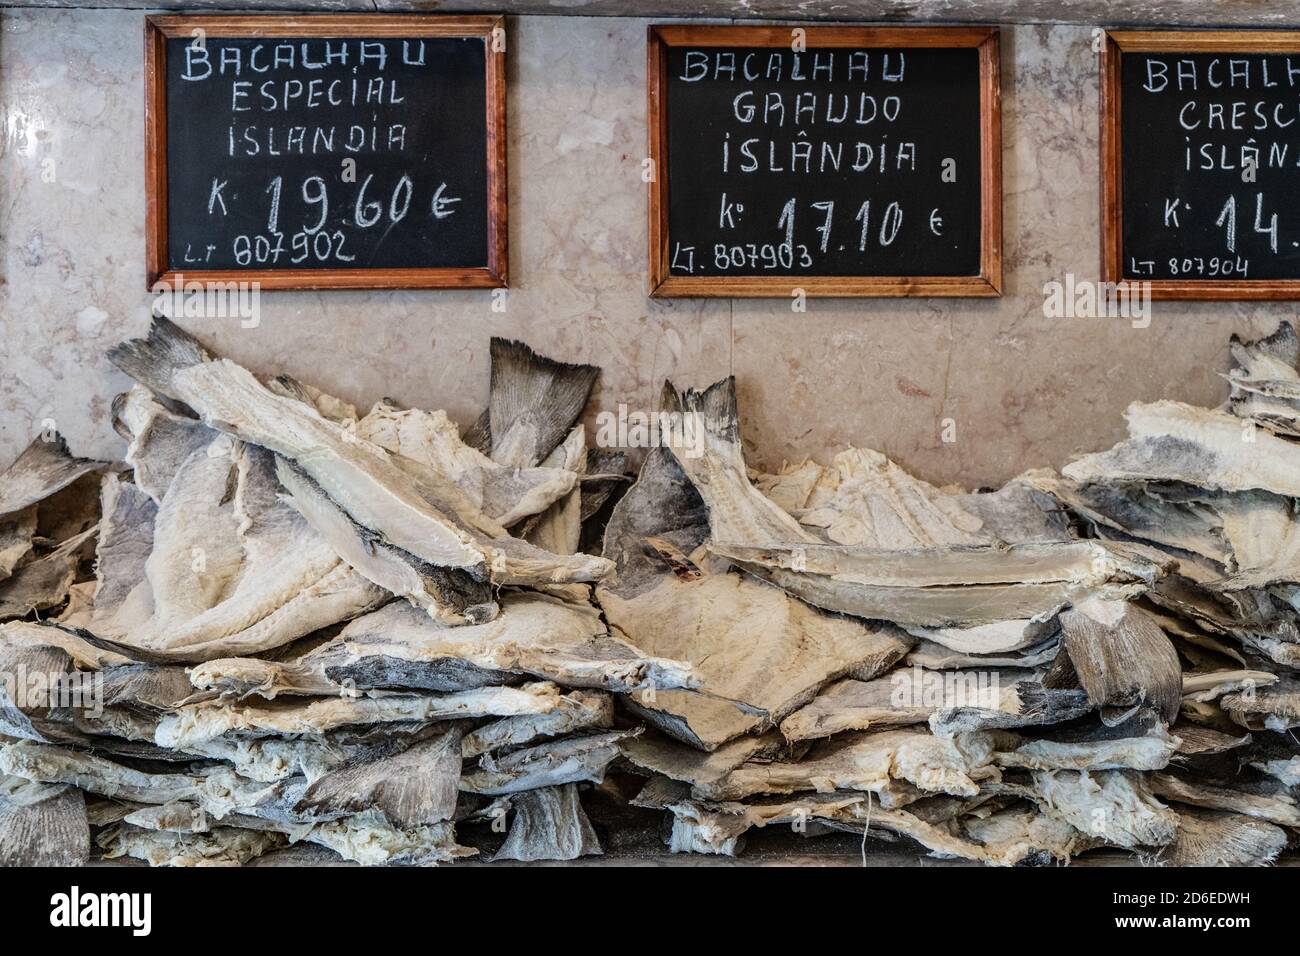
[108,317,491,574]
[275,459,497,626]
[0,776,88,866]
[0,433,108,519]
[293,726,462,829]
[484,337,599,469]
[490,784,602,862]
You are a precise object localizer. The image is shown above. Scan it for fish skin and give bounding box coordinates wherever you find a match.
[484,337,599,469]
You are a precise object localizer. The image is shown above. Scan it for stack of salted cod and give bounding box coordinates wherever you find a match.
[609,330,1299,866]
[3,320,1299,867]
[0,320,695,866]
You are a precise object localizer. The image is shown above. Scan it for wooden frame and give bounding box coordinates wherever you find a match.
[144,14,507,290]
[646,24,1002,298]
[1101,30,1300,300]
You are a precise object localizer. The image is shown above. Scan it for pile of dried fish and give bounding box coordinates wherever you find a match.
[1,319,1297,867]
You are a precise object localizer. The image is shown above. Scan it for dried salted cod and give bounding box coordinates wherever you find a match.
[1244,735,1300,787]
[599,446,910,750]
[663,378,816,547]
[474,337,599,468]
[1063,400,1300,497]
[1149,770,1300,827]
[619,730,788,791]
[0,620,130,669]
[0,433,107,525]
[293,814,475,866]
[492,784,602,862]
[264,374,357,424]
[0,775,88,865]
[641,786,1082,865]
[98,823,284,867]
[987,711,1181,772]
[462,729,634,795]
[907,637,1060,671]
[1220,678,1300,731]
[695,728,998,803]
[1165,807,1287,866]
[0,539,80,620]
[112,385,214,503]
[333,592,693,695]
[1046,599,1182,724]
[1028,469,1300,590]
[86,436,388,662]
[155,681,564,749]
[73,474,156,633]
[1225,322,1300,435]
[715,539,1158,629]
[521,426,586,554]
[462,690,613,759]
[781,667,1089,743]
[1014,770,1180,848]
[109,317,491,573]
[293,726,462,827]
[113,323,611,595]
[275,459,495,625]
[172,726,424,784]
[904,618,1059,655]
[752,447,991,548]
[356,399,579,528]
[1,739,204,805]
[0,511,37,586]
[1182,668,1277,703]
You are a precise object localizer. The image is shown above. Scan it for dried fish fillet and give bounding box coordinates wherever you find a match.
[462,690,613,759]
[491,784,601,862]
[275,459,495,625]
[334,593,694,695]
[1165,807,1287,866]
[619,731,788,790]
[357,400,578,528]
[600,447,909,750]
[293,726,462,828]
[1225,322,1300,435]
[715,540,1156,628]
[109,318,493,573]
[1220,678,1300,731]
[1149,771,1300,827]
[0,433,107,520]
[98,823,283,866]
[0,775,87,866]
[753,447,991,549]
[155,682,564,748]
[1064,400,1300,497]
[695,729,998,802]
[0,507,36,581]
[663,379,817,547]
[0,545,78,620]
[462,730,634,796]
[1047,599,1182,724]
[1014,770,1179,848]
[782,668,1084,743]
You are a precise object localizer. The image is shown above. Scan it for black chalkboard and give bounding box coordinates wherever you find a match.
[146,16,507,289]
[1104,32,1300,298]
[648,26,1002,297]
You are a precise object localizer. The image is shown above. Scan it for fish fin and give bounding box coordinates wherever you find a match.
[488,338,598,466]
[107,316,211,399]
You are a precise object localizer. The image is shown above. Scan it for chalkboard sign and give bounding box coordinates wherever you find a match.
[1102,31,1300,299]
[144,15,507,290]
[647,25,1002,297]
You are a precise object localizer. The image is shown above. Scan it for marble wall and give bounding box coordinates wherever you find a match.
[1,10,1295,488]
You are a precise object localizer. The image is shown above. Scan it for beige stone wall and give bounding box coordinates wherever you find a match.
[0,11,1292,487]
